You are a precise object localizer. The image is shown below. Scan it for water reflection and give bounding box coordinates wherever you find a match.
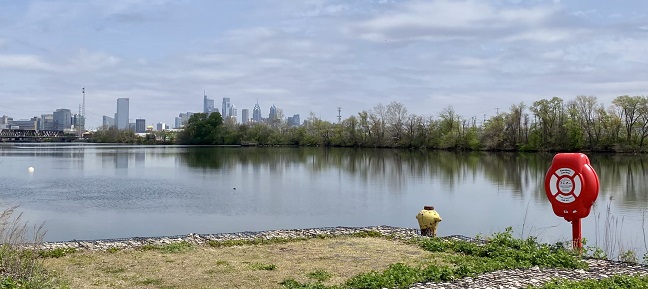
[1,144,648,245]
[178,148,648,209]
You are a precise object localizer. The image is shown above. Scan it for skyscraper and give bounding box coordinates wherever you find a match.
[135,119,146,133]
[53,108,72,131]
[269,104,277,121]
[116,98,130,130]
[102,115,114,129]
[229,104,237,122]
[241,109,249,124]
[252,102,262,123]
[40,114,54,130]
[222,98,232,118]
[203,92,214,114]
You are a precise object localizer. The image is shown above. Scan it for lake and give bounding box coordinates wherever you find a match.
[0,144,646,258]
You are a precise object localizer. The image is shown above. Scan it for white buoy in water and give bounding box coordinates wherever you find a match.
[28,167,34,173]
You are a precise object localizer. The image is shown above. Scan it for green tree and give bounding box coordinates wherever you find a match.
[177,112,225,145]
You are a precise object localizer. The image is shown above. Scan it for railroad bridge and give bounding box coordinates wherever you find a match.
[0,129,78,142]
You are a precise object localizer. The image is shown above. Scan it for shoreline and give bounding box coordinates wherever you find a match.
[39,225,421,251]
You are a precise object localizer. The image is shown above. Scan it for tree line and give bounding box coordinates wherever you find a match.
[92,95,648,152]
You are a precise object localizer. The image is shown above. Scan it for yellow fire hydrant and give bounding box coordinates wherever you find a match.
[416,206,442,237]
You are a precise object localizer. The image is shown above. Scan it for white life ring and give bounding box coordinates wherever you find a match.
[548,168,582,204]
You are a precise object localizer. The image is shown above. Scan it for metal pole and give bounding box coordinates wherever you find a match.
[572,218,582,251]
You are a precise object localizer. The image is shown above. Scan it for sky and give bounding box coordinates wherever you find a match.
[0,0,647,129]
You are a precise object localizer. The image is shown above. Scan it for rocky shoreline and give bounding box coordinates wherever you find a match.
[39,225,420,251]
[40,226,648,289]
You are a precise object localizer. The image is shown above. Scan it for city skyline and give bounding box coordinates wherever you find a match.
[1,1,647,128]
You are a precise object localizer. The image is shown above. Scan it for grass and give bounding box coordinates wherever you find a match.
[41,227,592,289]
[43,234,436,289]
[0,206,67,288]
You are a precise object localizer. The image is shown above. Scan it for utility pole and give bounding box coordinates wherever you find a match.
[337,107,342,123]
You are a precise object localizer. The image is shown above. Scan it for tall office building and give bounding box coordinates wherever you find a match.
[269,104,277,121]
[102,115,114,129]
[229,105,237,123]
[135,119,146,133]
[252,102,262,122]
[53,108,72,131]
[288,114,301,126]
[203,93,215,114]
[241,109,249,124]
[174,117,182,129]
[40,114,54,130]
[222,98,232,118]
[116,98,130,130]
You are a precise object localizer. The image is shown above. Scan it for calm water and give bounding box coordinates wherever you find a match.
[0,144,647,253]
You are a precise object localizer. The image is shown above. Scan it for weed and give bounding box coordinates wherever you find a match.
[102,267,126,274]
[306,269,332,282]
[138,241,193,253]
[283,228,586,289]
[207,237,311,248]
[215,260,229,266]
[351,231,382,238]
[134,278,163,285]
[619,250,638,263]
[0,206,65,288]
[249,262,277,271]
[39,248,77,258]
[106,247,120,254]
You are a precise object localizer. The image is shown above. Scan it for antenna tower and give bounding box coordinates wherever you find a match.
[337,107,342,123]
[78,104,82,137]
[81,87,86,137]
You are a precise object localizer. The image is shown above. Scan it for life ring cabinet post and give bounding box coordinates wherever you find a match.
[544,153,599,250]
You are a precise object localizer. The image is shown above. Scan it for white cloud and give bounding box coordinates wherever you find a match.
[69,49,121,71]
[0,54,57,71]
[348,0,561,42]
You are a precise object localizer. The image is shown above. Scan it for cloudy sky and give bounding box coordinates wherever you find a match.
[1,0,646,128]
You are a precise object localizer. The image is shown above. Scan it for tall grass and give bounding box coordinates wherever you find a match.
[0,205,61,288]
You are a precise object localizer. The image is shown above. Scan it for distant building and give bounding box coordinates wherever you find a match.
[222,98,232,118]
[135,119,146,133]
[174,117,182,129]
[156,122,168,131]
[116,98,130,130]
[229,104,237,123]
[241,109,249,124]
[129,122,135,131]
[53,109,72,131]
[40,114,55,130]
[252,102,262,123]
[288,114,301,126]
[269,104,277,121]
[203,93,215,114]
[102,115,115,129]
[0,115,11,126]
[11,118,39,130]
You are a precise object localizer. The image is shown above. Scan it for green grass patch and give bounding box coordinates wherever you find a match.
[282,227,586,289]
[138,241,193,253]
[249,262,277,271]
[134,277,163,286]
[207,236,314,248]
[39,247,77,258]
[307,270,332,282]
[106,247,121,254]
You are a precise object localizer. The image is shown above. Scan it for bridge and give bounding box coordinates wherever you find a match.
[0,129,78,142]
